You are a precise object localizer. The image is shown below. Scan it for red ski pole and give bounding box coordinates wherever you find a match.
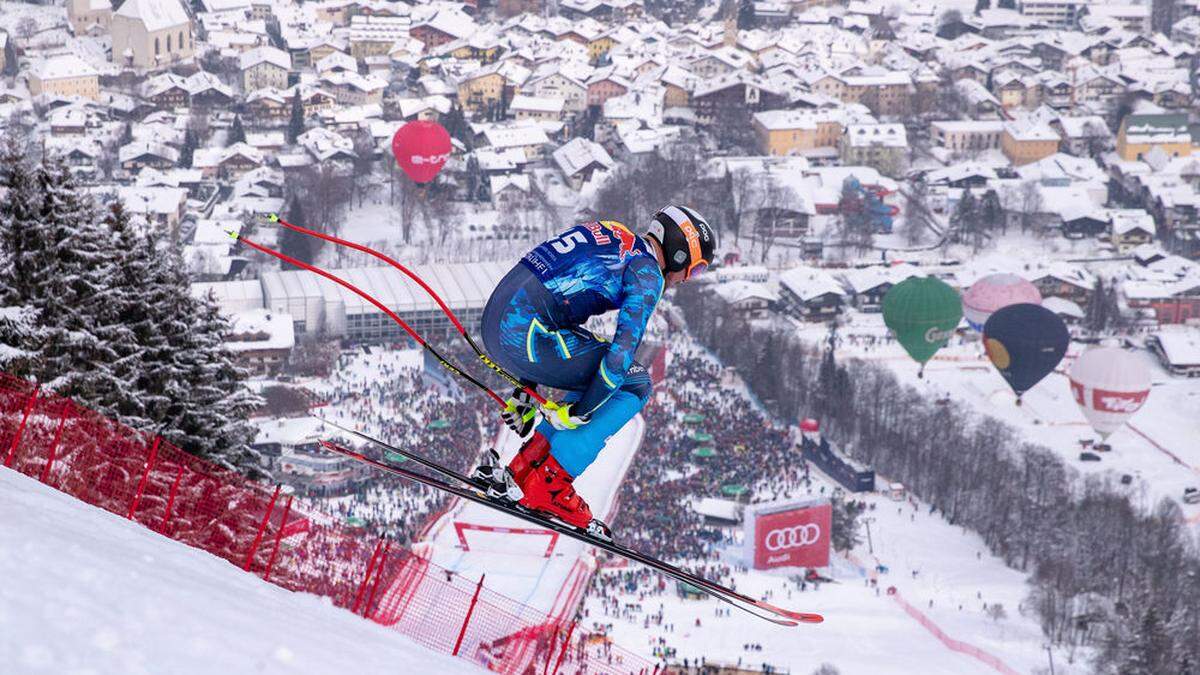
[231,231,509,407]
[264,213,544,403]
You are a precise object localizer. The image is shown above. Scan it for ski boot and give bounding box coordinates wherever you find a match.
[515,452,612,543]
[470,449,523,501]
[471,432,554,499]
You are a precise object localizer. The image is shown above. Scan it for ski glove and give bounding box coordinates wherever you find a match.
[501,387,538,437]
[541,401,589,431]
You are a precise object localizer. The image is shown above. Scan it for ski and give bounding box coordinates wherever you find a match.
[315,419,824,627]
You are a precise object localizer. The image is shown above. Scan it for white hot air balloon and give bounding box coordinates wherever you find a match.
[1068,347,1151,442]
[962,273,1042,331]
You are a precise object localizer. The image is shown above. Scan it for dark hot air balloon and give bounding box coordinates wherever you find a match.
[982,303,1069,404]
[881,276,963,378]
[391,120,451,183]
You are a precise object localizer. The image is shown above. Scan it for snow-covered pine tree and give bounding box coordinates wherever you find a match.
[0,136,46,375]
[27,160,122,401]
[122,233,261,470]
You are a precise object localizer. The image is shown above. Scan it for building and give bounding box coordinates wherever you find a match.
[931,120,1005,152]
[239,46,292,92]
[67,0,112,36]
[1082,4,1150,33]
[840,123,908,177]
[1110,209,1156,253]
[29,55,101,101]
[457,64,506,114]
[1017,0,1087,30]
[260,261,508,341]
[691,72,789,126]
[778,267,846,320]
[111,0,193,69]
[224,309,295,375]
[1147,329,1200,376]
[509,94,564,122]
[551,137,614,189]
[1117,113,1197,161]
[349,14,410,59]
[1002,120,1061,166]
[752,109,846,157]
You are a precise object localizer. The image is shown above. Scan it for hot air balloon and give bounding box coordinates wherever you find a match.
[391,120,451,183]
[962,273,1042,331]
[982,303,1069,404]
[881,276,963,378]
[1068,347,1151,445]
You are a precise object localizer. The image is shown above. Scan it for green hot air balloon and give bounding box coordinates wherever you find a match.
[882,276,963,378]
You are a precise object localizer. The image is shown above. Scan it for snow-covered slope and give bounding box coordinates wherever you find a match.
[0,468,482,675]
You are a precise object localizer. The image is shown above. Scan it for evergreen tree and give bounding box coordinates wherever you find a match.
[179,128,197,167]
[974,0,990,14]
[1120,606,1172,675]
[278,198,315,269]
[1085,277,1108,333]
[123,233,262,468]
[441,104,471,149]
[0,138,44,374]
[23,161,119,400]
[287,92,305,144]
[831,497,865,551]
[737,0,757,29]
[465,153,481,203]
[3,35,17,77]
[953,187,979,243]
[229,114,246,145]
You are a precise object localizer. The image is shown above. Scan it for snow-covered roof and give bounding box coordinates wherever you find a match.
[510,95,564,114]
[845,123,907,148]
[1042,296,1084,319]
[115,0,190,32]
[481,123,550,149]
[226,309,296,352]
[779,267,846,302]
[1109,209,1156,236]
[32,54,98,80]
[240,46,291,71]
[1152,329,1200,366]
[711,280,779,305]
[552,137,614,177]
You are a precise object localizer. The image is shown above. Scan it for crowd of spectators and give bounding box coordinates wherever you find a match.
[313,344,494,543]
[579,343,837,670]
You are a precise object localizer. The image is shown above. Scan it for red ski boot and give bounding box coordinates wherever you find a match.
[516,453,612,541]
[506,432,550,485]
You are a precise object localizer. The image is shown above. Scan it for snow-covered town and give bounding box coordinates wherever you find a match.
[1,0,1199,673]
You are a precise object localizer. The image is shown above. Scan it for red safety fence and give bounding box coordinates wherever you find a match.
[0,373,655,675]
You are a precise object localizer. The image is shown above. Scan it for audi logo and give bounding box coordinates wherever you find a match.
[764,524,821,551]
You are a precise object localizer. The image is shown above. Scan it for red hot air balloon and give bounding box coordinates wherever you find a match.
[391,120,451,183]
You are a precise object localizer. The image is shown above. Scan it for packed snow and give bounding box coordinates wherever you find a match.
[0,467,483,675]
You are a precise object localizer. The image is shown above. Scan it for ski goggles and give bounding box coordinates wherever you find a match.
[677,217,710,280]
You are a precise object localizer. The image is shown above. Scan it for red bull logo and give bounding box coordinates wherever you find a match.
[602,220,640,261]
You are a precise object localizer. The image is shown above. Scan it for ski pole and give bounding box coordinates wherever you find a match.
[263,213,544,404]
[229,230,508,408]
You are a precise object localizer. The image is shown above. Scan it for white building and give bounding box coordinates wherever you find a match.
[111,0,193,69]
[259,262,508,341]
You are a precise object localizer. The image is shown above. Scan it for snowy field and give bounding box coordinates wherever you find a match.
[0,468,482,675]
[583,481,1089,674]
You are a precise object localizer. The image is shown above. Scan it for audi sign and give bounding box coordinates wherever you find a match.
[745,499,831,570]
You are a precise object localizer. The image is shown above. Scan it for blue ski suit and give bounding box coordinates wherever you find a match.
[480,220,664,477]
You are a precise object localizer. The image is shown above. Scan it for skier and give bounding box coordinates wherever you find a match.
[472,206,716,539]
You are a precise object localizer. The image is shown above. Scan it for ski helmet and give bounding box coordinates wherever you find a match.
[646,205,716,280]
